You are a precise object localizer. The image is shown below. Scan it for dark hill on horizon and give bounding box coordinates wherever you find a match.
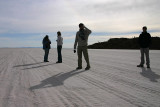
[88,37,160,50]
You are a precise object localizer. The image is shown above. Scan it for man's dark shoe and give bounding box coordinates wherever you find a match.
[85,66,90,70]
[137,65,143,67]
[44,61,49,62]
[76,67,82,70]
[147,66,150,68]
[56,61,62,63]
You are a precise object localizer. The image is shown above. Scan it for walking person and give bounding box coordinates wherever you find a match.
[56,31,63,63]
[42,35,51,62]
[74,23,92,70]
[137,26,151,68]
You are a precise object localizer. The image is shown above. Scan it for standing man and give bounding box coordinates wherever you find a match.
[74,23,92,70]
[56,31,63,63]
[42,35,51,62]
[137,26,151,68]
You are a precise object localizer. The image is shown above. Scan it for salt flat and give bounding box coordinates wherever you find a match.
[0,48,160,107]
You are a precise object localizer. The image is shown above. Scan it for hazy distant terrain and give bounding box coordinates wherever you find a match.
[0,48,160,107]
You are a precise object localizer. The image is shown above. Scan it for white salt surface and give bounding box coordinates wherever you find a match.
[0,48,160,107]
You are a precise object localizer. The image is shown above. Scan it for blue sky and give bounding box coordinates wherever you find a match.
[0,0,160,48]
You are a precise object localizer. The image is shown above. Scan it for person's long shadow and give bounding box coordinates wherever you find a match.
[22,63,56,70]
[140,68,160,82]
[29,69,86,90]
[14,62,44,67]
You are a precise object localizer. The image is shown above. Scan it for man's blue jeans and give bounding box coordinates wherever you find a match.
[57,46,62,62]
[44,49,49,61]
[140,48,150,66]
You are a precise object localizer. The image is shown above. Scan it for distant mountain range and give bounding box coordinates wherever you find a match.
[88,37,160,50]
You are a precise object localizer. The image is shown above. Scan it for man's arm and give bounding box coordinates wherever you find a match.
[46,41,50,46]
[84,26,92,35]
[42,39,45,44]
[138,34,141,45]
[148,33,152,46]
[74,33,78,50]
[57,36,60,44]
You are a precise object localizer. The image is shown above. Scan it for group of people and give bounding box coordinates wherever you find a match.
[42,23,152,70]
[42,23,92,70]
[42,31,63,63]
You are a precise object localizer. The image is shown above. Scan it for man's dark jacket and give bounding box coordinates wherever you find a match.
[43,39,51,49]
[138,32,151,48]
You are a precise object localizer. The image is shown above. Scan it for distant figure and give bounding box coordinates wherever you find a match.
[42,35,51,62]
[137,26,151,68]
[74,23,92,70]
[56,31,63,63]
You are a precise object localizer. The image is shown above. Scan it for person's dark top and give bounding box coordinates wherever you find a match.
[42,38,51,49]
[138,32,151,48]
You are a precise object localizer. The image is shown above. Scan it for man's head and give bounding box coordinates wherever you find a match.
[46,35,49,39]
[57,31,61,36]
[79,23,84,30]
[142,26,147,32]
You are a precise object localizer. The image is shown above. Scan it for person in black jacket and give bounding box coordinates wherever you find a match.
[137,26,151,68]
[42,35,51,62]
